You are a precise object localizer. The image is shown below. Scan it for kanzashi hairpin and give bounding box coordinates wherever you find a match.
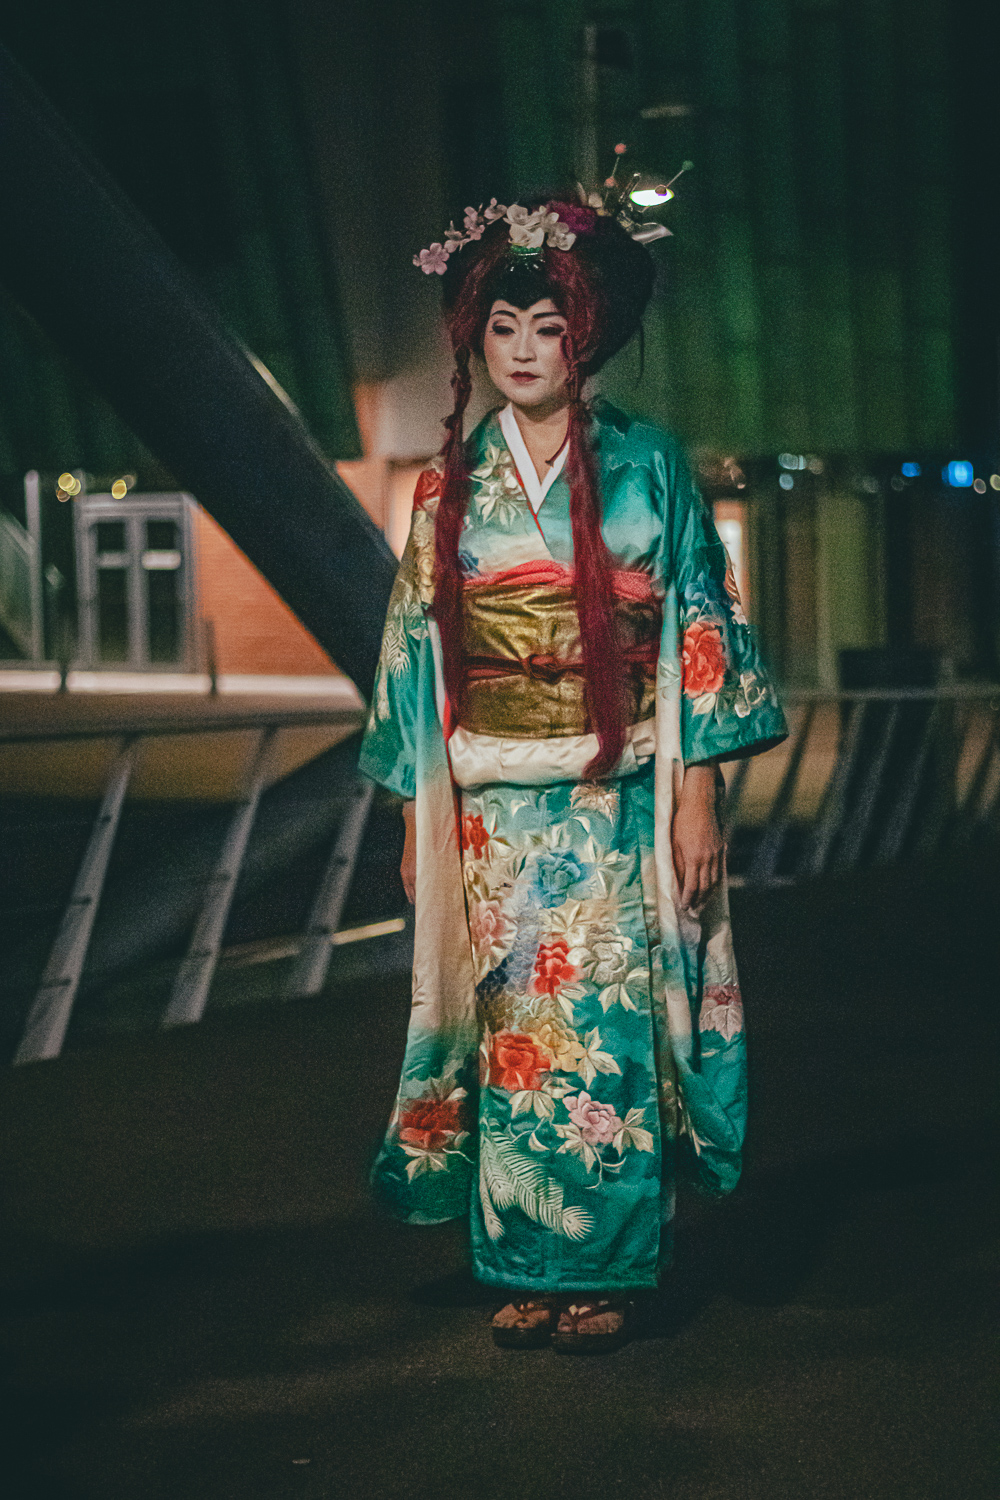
[412,149,691,273]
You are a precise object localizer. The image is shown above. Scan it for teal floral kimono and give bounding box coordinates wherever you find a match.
[359,399,785,1293]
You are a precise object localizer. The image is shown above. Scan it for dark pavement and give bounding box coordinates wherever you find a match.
[1,855,997,1500]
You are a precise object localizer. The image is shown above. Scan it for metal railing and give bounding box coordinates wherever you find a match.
[725,684,1000,884]
[2,683,998,1064]
[1,704,372,1064]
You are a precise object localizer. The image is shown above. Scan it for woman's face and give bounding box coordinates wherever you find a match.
[481,298,569,411]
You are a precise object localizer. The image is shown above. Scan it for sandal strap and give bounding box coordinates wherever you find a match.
[558,1298,625,1331]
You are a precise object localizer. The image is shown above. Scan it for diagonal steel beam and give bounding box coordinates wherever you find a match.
[800,701,868,879]
[0,42,395,699]
[163,728,277,1028]
[283,776,375,999]
[14,737,136,1063]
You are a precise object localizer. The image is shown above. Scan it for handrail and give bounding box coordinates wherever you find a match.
[781,683,1000,702]
[2,682,995,748]
[4,715,375,1063]
[0,704,364,745]
[2,681,999,1064]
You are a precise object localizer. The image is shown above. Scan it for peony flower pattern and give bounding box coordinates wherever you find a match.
[682,620,727,700]
[528,1018,585,1073]
[462,813,491,859]
[395,1072,471,1181]
[489,1031,551,1091]
[531,937,579,997]
[398,1096,464,1151]
[531,848,587,907]
[468,897,516,979]
[566,1091,623,1146]
[699,983,744,1042]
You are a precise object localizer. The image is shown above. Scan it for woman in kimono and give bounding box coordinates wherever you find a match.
[359,192,785,1352]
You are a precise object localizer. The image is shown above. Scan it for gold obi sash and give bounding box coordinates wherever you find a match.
[458,562,661,739]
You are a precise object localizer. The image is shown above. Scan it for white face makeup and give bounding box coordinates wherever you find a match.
[481,298,570,411]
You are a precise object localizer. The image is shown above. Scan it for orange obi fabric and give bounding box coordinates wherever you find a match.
[459,560,661,739]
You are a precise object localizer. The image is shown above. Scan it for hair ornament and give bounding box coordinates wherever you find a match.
[412,149,691,274]
[582,146,694,245]
[413,201,577,274]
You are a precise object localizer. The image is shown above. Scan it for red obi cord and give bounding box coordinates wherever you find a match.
[463,642,658,684]
[464,559,658,603]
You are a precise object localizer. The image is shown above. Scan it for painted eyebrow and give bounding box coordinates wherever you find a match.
[489,309,566,321]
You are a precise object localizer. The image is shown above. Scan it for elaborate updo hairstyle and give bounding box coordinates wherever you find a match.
[434,197,656,777]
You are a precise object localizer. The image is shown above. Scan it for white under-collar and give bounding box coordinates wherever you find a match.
[498,404,568,514]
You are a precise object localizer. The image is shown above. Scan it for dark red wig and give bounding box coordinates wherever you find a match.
[433,204,655,778]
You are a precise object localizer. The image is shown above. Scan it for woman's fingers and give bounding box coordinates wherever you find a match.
[681,848,724,912]
[672,837,688,906]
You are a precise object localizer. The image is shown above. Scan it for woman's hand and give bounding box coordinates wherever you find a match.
[400,799,417,904]
[671,762,725,912]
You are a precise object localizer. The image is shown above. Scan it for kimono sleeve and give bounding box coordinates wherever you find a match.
[357,523,429,800]
[662,442,787,765]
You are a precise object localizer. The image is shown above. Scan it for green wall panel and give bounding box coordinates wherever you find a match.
[0,0,359,478]
[486,0,958,456]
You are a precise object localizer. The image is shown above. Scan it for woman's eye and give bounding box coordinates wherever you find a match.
[489,323,514,336]
[538,325,565,337]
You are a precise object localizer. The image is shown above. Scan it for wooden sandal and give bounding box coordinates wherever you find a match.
[490,1297,556,1349]
[551,1297,630,1354]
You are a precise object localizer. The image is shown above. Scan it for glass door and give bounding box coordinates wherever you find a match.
[76,494,195,670]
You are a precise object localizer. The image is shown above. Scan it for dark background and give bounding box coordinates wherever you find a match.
[1,0,998,472]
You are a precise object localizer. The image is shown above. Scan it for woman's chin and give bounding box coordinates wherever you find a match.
[503,383,566,410]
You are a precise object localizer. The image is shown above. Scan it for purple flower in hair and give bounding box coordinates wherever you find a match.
[548,202,598,238]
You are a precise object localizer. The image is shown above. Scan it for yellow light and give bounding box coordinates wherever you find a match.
[990,474,1000,491]
[57,471,81,496]
[111,479,128,499]
[630,186,674,206]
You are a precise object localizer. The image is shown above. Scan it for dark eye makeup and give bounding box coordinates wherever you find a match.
[488,321,565,336]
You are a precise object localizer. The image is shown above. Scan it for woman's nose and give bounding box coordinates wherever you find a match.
[513,333,535,361]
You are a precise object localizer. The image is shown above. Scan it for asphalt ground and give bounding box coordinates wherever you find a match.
[1,854,997,1500]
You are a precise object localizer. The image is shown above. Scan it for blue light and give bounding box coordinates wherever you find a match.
[944,461,974,488]
[901,462,921,478]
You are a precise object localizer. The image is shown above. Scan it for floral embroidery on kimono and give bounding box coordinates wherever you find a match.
[359,399,786,1291]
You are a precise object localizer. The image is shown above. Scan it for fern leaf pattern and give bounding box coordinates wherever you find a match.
[479,1127,595,1242]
